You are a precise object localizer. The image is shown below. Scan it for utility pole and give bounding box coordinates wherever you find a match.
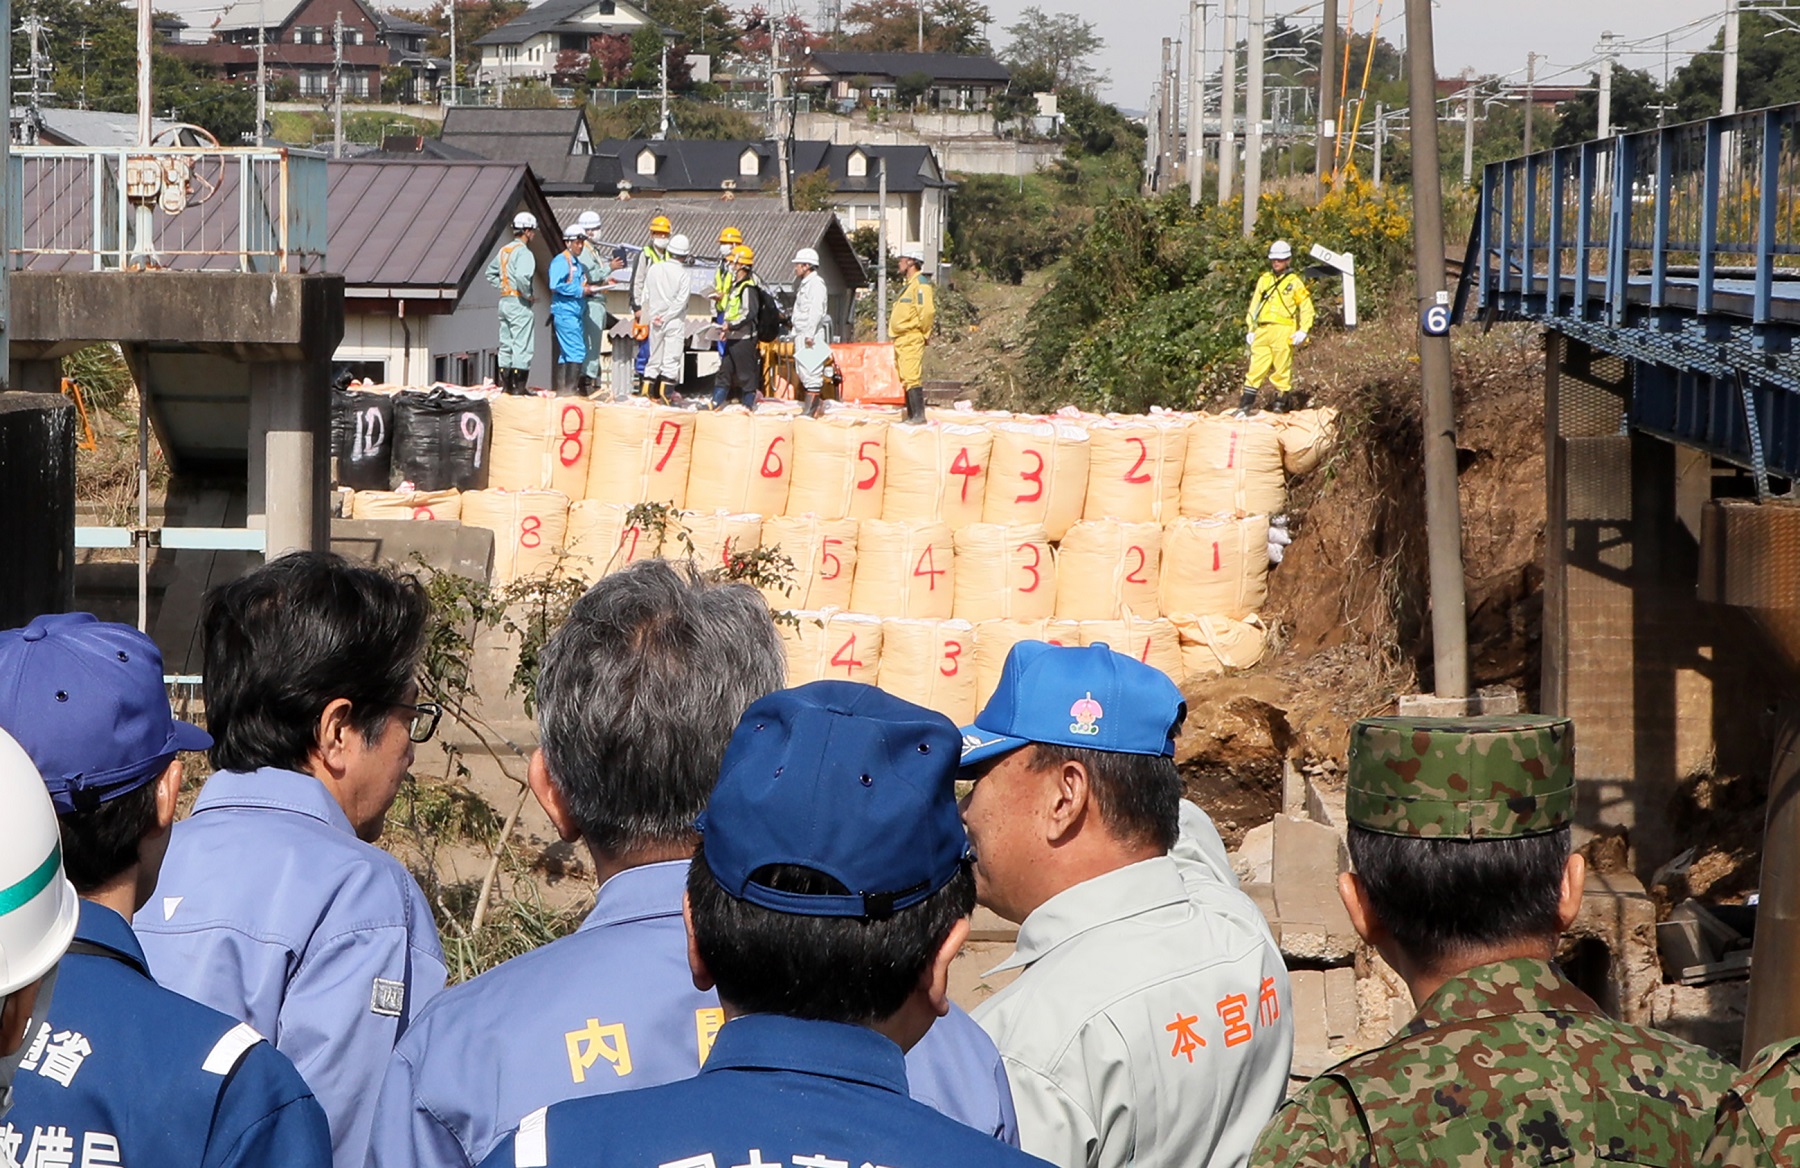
[256,0,266,143]
[916,0,923,51]
[1241,0,1264,235]
[1160,37,1176,189]
[1317,0,1337,194]
[332,11,344,158]
[656,32,670,139]
[1372,101,1384,187]
[773,28,791,210]
[1461,74,1475,186]
[1403,0,1469,700]
[1218,0,1236,204]
[1189,0,1205,205]
[1596,30,1614,140]
[1,0,12,387]
[876,156,889,341]
[136,0,151,144]
[1723,0,1740,116]
[447,0,456,104]
[1523,51,1535,153]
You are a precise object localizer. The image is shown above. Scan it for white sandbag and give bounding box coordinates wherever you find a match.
[564,500,660,584]
[982,420,1091,540]
[1274,407,1340,476]
[487,395,594,498]
[759,515,860,610]
[1181,414,1286,517]
[952,523,1056,623]
[349,488,461,521]
[665,510,762,574]
[1171,613,1269,677]
[1083,417,1186,523]
[1160,516,1272,620]
[973,618,1081,709]
[877,618,978,725]
[585,402,696,507]
[686,408,794,517]
[882,422,993,529]
[784,415,888,520]
[781,609,884,685]
[849,519,956,620]
[1053,519,1162,620]
[460,488,572,584]
[1076,615,1186,688]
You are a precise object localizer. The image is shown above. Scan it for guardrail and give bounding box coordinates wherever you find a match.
[9,146,327,273]
[1479,103,1800,326]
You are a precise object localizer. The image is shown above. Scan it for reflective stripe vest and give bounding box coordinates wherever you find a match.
[1245,271,1314,330]
[498,241,524,297]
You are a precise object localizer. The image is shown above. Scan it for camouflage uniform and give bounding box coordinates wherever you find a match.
[1251,716,1736,1168]
[1704,1038,1800,1166]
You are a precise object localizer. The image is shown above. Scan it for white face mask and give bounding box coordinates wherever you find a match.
[720,245,734,258]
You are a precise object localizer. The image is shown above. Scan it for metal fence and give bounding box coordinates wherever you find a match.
[1479,104,1800,326]
[9,146,328,273]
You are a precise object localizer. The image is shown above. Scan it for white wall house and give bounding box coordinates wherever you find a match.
[473,0,651,84]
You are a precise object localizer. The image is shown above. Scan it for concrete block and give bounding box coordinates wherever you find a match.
[330,518,494,581]
[1650,981,1748,1065]
[1232,821,1274,886]
[1282,758,1306,819]
[1243,882,1276,927]
[1304,773,1346,831]
[1270,815,1356,964]
[1565,869,1661,1025]
[1324,966,1357,1044]
[1395,686,1522,717]
[1289,970,1331,1076]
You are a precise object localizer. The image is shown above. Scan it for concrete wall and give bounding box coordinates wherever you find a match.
[795,111,1065,176]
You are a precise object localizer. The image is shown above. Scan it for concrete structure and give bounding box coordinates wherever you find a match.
[799,51,1010,111]
[472,0,652,85]
[326,159,561,386]
[167,0,442,102]
[793,109,1064,177]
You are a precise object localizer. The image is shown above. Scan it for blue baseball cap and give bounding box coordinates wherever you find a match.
[697,681,969,920]
[959,641,1187,769]
[0,613,212,814]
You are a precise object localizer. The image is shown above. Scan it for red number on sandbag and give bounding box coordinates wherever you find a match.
[1124,437,1151,484]
[760,436,787,478]
[856,440,882,490]
[820,538,844,580]
[949,447,982,502]
[913,545,946,590]
[652,420,682,472]
[1125,545,1148,585]
[558,404,586,466]
[1016,542,1042,593]
[622,526,643,559]
[940,640,963,677]
[412,506,435,521]
[830,634,864,672]
[1014,449,1045,504]
[1212,541,1222,572]
[1226,430,1240,470]
[520,516,543,549]
[1139,639,1153,663]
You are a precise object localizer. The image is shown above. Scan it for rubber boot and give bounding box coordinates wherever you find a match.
[578,374,595,397]
[1269,391,1292,414]
[1232,388,1258,416]
[903,386,927,424]
[801,391,822,419]
[711,383,730,410]
[506,368,531,395]
[742,389,759,412]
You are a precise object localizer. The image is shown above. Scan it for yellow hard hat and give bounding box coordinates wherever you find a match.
[719,226,744,245]
[650,215,673,235]
[732,243,754,266]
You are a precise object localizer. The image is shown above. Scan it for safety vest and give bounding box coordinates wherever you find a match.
[1247,271,1310,328]
[715,263,732,301]
[498,241,525,297]
[722,274,758,326]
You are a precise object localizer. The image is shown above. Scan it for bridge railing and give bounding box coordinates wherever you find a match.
[1480,103,1800,325]
[7,146,328,274]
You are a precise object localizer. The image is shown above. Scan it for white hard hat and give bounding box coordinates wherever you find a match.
[575,210,601,232]
[513,211,538,231]
[1268,240,1293,260]
[899,243,926,263]
[668,233,692,257]
[564,224,586,240]
[0,728,77,998]
[793,247,820,267]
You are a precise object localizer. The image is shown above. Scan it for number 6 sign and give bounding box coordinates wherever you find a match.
[1421,304,1451,337]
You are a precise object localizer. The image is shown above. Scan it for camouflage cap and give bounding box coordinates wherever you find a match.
[1345,715,1575,839]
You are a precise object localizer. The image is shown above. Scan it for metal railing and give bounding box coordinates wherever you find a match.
[9,146,327,273]
[1479,103,1800,326]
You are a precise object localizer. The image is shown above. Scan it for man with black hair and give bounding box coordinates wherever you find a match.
[1251,716,1734,1167]
[0,612,332,1167]
[958,641,1293,1168]
[478,681,1047,1168]
[133,551,446,1168]
[369,559,1017,1168]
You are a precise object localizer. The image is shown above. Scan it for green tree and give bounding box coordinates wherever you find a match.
[1669,11,1800,121]
[643,0,739,56]
[390,0,528,86]
[1000,7,1103,94]
[838,0,991,54]
[895,69,932,106]
[792,167,834,211]
[1554,66,1664,145]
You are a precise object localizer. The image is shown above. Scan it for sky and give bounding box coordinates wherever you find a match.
[974,0,1731,107]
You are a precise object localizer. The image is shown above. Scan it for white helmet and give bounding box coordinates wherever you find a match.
[564,223,586,240]
[0,728,77,998]
[1268,240,1293,261]
[513,211,538,231]
[668,233,692,257]
[898,243,926,263]
[575,210,601,233]
[793,247,820,267]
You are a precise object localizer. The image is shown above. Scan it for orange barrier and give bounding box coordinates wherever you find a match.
[832,343,905,406]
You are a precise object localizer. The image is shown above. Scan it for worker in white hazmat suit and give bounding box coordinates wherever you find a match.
[791,247,829,418]
[642,233,694,404]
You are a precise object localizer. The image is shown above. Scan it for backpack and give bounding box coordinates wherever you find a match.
[752,282,784,343]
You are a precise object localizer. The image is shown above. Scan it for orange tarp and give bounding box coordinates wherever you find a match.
[832,343,905,406]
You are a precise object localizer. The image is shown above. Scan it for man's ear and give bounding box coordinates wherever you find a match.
[1338,871,1387,948]
[683,891,715,993]
[919,916,970,1020]
[151,759,183,835]
[1556,851,1587,932]
[311,698,356,778]
[1044,757,1090,845]
[527,750,581,844]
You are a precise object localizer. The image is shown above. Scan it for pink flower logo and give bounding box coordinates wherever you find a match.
[1069,693,1104,736]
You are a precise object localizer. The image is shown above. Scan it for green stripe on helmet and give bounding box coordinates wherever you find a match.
[0,844,61,916]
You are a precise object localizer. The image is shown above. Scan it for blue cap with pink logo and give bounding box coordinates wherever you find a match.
[958,641,1187,768]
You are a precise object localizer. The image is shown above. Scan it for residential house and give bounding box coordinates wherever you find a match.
[473,0,652,85]
[166,0,445,103]
[438,106,596,187]
[12,109,204,146]
[327,160,562,386]
[800,51,1010,111]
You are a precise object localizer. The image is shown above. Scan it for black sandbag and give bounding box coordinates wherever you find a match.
[331,388,395,491]
[391,389,491,491]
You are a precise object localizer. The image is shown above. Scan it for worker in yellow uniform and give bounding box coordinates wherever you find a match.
[890,243,935,424]
[1237,239,1314,415]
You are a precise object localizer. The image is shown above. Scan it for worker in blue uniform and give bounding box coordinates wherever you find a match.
[574,211,608,394]
[367,560,1017,1168]
[548,224,594,396]
[478,681,1049,1168]
[133,552,447,1168]
[0,612,333,1168]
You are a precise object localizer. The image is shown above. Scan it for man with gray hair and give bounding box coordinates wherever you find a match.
[366,559,1017,1168]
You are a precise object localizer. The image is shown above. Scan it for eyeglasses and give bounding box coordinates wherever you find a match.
[390,701,442,743]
